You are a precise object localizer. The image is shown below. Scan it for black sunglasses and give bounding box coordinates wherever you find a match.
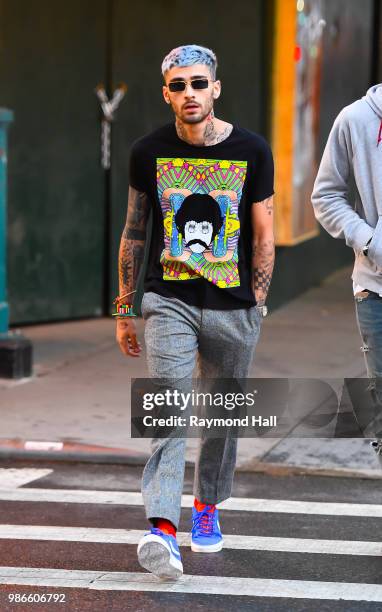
[167,78,211,93]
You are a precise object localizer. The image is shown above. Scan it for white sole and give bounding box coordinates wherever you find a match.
[191,539,224,553]
[137,534,183,580]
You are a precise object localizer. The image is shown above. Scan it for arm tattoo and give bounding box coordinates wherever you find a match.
[133,244,144,286]
[118,187,150,297]
[252,239,275,305]
[264,196,273,216]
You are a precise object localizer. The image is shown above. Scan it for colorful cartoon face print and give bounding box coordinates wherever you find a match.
[156,158,247,288]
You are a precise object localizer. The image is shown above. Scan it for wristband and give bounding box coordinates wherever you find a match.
[256,304,268,318]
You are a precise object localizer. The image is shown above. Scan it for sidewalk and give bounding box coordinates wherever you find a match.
[1,265,381,477]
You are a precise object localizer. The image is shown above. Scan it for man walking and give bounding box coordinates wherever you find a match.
[311,84,382,438]
[116,44,274,579]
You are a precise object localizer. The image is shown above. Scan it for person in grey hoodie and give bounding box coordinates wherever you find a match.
[311,84,382,447]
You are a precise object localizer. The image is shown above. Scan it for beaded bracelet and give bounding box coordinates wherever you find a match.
[112,303,137,318]
[112,289,137,318]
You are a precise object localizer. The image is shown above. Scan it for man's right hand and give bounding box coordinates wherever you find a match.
[116,318,142,357]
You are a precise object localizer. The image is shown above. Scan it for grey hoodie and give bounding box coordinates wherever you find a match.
[311,84,382,293]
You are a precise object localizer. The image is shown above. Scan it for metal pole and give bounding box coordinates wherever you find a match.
[0,108,14,334]
[0,108,32,378]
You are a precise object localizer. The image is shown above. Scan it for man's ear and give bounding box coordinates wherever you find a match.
[213,79,221,100]
[162,85,171,104]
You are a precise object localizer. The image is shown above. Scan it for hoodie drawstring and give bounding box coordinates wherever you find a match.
[377,119,382,147]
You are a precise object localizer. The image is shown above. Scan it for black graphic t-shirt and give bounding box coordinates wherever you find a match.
[129,122,274,309]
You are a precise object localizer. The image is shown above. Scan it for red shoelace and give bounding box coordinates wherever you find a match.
[194,505,215,535]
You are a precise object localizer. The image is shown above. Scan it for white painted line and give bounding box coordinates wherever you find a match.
[0,567,382,601]
[0,469,52,489]
[219,497,382,517]
[1,488,382,518]
[0,525,381,556]
[0,488,136,505]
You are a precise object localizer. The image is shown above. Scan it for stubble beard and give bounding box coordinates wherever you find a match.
[176,97,214,125]
[173,94,218,145]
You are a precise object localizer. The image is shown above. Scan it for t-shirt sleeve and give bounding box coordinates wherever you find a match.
[128,141,147,192]
[247,138,274,203]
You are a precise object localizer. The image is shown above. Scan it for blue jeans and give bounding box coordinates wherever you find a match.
[140,291,262,528]
[355,290,382,445]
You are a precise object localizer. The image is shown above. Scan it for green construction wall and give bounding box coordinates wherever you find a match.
[0,0,376,323]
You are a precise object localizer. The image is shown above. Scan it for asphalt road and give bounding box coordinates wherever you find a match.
[0,461,382,611]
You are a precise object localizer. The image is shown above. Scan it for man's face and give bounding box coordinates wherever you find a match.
[162,64,221,124]
[184,220,213,253]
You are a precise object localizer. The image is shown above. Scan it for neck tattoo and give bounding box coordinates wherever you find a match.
[175,116,233,146]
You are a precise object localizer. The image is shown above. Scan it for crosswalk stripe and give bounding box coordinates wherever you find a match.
[0,567,382,601]
[0,469,52,489]
[1,488,382,517]
[0,525,381,556]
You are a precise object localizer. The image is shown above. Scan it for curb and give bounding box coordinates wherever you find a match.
[0,438,382,479]
[236,460,382,480]
[0,439,149,466]
[1,449,381,479]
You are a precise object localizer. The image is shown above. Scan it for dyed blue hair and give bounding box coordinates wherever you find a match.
[161,45,217,80]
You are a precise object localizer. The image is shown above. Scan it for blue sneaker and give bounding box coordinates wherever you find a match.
[137,528,183,579]
[191,504,223,552]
